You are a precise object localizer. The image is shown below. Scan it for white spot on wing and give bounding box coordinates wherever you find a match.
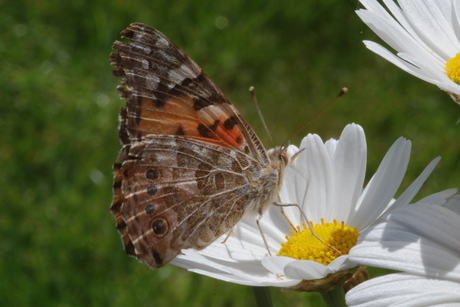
[144,46,152,54]
[146,73,160,90]
[180,64,200,79]
[168,69,186,84]
[158,50,179,66]
[142,59,149,70]
[156,36,170,47]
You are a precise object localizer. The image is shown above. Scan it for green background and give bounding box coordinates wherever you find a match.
[2,0,459,306]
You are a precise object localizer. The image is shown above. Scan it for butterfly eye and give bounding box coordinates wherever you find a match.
[152,218,169,237]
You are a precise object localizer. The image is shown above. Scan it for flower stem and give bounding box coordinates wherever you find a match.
[253,286,274,307]
[319,285,347,307]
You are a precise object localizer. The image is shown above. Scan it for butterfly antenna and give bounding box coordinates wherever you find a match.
[249,86,275,149]
[281,87,348,149]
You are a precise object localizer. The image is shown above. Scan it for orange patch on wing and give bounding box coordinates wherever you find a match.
[132,95,245,148]
[212,118,244,148]
[196,105,245,148]
[163,96,195,116]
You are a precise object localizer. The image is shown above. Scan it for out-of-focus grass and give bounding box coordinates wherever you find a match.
[1,0,459,306]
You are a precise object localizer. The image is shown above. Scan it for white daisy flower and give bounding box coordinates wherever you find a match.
[171,124,439,289]
[346,191,460,306]
[356,0,460,104]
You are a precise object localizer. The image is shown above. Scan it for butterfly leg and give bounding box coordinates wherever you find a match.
[279,207,297,232]
[256,214,272,256]
[221,229,235,244]
[274,202,341,255]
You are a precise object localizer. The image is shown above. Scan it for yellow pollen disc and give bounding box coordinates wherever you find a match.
[277,219,359,266]
[445,52,460,84]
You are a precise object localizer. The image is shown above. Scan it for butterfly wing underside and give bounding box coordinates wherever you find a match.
[110,23,271,268]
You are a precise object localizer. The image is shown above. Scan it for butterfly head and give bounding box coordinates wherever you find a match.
[268,144,290,173]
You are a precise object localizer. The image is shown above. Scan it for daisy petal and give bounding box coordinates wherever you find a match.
[389,157,441,210]
[357,0,460,102]
[329,124,367,222]
[415,188,458,206]
[262,256,330,280]
[299,134,333,221]
[350,204,460,281]
[348,137,411,230]
[346,273,460,307]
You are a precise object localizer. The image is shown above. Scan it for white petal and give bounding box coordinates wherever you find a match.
[329,124,367,223]
[389,157,441,210]
[298,134,333,222]
[454,0,460,40]
[350,204,460,281]
[346,273,460,307]
[363,41,440,84]
[357,0,460,99]
[285,144,299,159]
[283,259,331,280]
[173,250,300,287]
[357,5,445,66]
[348,137,411,230]
[399,0,460,57]
[261,256,297,275]
[415,188,458,206]
[328,255,360,272]
[263,255,331,280]
[445,194,460,215]
[324,138,338,158]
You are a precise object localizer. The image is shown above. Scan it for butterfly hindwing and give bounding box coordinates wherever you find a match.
[111,135,255,267]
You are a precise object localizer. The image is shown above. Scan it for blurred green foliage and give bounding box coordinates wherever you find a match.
[1,0,459,306]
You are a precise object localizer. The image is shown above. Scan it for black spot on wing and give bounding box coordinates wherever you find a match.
[224,116,237,130]
[151,248,163,265]
[145,204,155,214]
[175,126,185,135]
[147,185,158,195]
[197,120,219,138]
[125,241,135,256]
[209,120,219,131]
[113,180,122,189]
[198,124,211,138]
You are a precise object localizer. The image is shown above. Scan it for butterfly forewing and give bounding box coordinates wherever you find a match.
[110,23,269,164]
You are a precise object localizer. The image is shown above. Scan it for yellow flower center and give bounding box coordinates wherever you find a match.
[277,219,359,266]
[445,52,460,84]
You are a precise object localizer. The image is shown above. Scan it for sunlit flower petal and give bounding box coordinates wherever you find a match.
[356,0,460,104]
[346,273,460,307]
[346,194,460,306]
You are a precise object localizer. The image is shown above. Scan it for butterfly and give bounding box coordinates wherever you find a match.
[110,23,291,269]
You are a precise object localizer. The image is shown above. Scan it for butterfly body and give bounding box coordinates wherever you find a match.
[110,23,289,268]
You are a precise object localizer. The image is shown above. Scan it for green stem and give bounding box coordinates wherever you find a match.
[319,285,347,307]
[253,286,274,307]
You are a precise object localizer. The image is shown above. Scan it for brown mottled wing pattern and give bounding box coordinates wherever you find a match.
[112,135,264,268]
[110,23,272,268]
[109,22,269,165]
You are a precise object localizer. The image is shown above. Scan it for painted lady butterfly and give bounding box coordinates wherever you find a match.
[110,23,291,268]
